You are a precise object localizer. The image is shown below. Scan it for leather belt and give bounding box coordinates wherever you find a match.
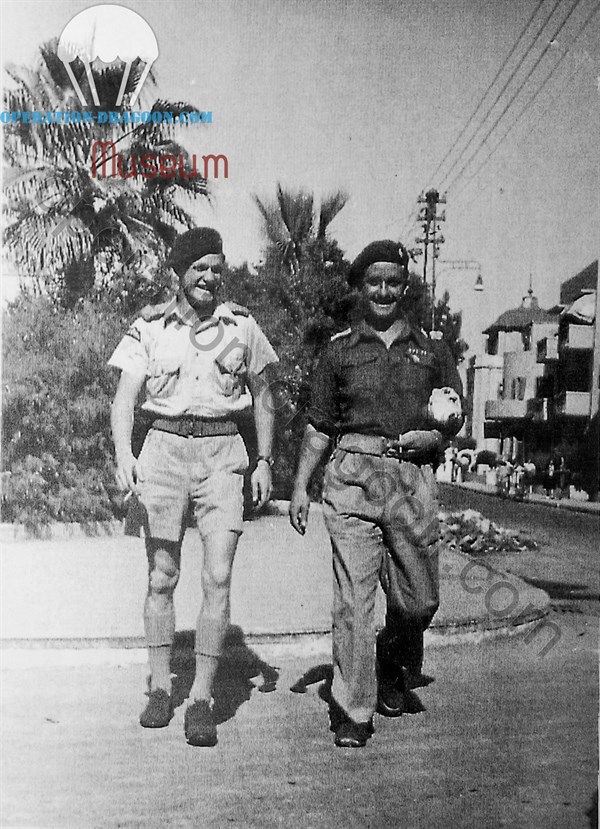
[337,433,433,465]
[152,417,238,438]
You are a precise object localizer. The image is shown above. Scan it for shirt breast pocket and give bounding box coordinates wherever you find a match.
[214,345,247,399]
[402,354,437,389]
[147,356,182,398]
[341,352,379,390]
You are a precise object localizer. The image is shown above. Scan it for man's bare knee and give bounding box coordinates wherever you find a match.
[202,565,231,594]
[149,548,180,594]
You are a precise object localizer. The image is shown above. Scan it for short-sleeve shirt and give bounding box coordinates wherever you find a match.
[307,320,463,439]
[108,300,278,418]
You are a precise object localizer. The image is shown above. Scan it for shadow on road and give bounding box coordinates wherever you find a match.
[520,577,599,602]
[587,788,598,829]
[289,662,428,715]
[169,625,279,724]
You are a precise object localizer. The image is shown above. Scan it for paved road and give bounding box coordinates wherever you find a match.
[1,609,596,829]
[2,489,597,829]
[438,484,600,617]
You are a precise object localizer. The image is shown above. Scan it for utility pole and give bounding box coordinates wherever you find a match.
[590,269,600,419]
[415,189,446,335]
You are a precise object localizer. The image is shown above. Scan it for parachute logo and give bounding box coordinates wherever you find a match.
[57,4,159,108]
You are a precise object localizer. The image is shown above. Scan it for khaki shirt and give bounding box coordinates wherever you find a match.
[108,301,278,418]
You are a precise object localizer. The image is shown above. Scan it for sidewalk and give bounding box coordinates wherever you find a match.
[451,479,600,516]
[1,503,550,664]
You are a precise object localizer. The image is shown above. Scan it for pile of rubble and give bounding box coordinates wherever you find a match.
[439,508,538,556]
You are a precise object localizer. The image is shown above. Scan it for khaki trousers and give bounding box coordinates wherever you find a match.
[322,446,440,723]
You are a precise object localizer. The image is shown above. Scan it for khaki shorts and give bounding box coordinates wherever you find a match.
[137,429,249,541]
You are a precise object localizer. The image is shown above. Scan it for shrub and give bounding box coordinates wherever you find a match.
[2,293,126,528]
[476,449,498,468]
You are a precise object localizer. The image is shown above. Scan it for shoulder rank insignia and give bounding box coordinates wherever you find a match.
[225,301,250,317]
[140,299,175,322]
[330,328,352,342]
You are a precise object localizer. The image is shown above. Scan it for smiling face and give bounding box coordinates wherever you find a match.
[360,261,405,326]
[179,253,225,310]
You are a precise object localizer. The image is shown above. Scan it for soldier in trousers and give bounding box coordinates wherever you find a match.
[110,228,278,746]
[289,240,463,748]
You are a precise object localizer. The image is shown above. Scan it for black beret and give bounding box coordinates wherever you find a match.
[167,227,223,276]
[348,240,409,287]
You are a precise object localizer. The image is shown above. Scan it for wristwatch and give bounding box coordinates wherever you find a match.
[256,455,274,467]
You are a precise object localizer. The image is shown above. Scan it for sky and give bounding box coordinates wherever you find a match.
[1,0,598,358]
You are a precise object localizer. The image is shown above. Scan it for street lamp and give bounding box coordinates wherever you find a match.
[436,260,483,292]
[430,260,484,338]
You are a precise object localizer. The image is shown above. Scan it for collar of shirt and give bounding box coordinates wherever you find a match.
[347,318,429,349]
[165,300,239,331]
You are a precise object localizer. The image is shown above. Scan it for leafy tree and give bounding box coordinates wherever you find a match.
[254,185,348,275]
[3,39,207,309]
[1,293,126,529]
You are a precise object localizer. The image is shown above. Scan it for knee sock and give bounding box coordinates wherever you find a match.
[144,602,176,693]
[148,645,172,693]
[190,654,219,702]
[190,615,226,703]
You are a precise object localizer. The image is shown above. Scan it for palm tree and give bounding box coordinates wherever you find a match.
[3,40,208,306]
[254,184,348,275]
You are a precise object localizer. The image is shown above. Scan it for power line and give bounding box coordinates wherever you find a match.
[439,0,566,191]
[425,0,547,189]
[453,0,600,197]
[401,0,551,242]
[403,0,563,243]
[445,0,587,193]
[524,42,594,140]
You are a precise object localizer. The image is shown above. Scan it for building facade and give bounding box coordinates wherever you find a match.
[478,261,598,499]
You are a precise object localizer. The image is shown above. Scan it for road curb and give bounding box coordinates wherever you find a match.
[446,482,600,517]
[0,607,552,668]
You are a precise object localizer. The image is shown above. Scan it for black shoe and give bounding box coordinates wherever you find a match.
[377,677,407,717]
[334,720,373,749]
[377,677,426,716]
[184,699,218,747]
[139,689,173,728]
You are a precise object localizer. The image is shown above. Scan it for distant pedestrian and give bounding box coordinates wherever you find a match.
[523,459,536,496]
[496,461,510,498]
[544,458,556,499]
[556,457,570,499]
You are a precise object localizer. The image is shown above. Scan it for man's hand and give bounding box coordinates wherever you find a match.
[289,487,310,535]
[399,430,443,453]
[115,451,144,495]
[251,459,272,510]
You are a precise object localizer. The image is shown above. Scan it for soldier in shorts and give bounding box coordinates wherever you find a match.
[109,228,278,746]
[289,240,463,748]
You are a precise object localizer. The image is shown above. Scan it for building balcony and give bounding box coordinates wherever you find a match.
[560,324,594,351]
[555,391,590,418]
[536,336,558,362]
[484,398,529,420]
[527,397,553,422]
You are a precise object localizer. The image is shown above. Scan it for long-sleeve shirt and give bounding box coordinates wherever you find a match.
[307,320,463,439]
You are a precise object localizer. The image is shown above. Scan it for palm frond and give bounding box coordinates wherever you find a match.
[318,191,349,239]
[276,184,314,247]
